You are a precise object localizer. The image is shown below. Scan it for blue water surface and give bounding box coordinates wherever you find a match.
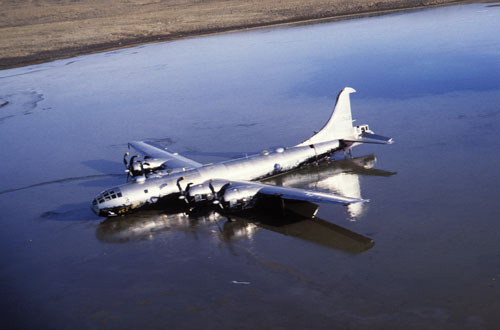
[1,2,500,329]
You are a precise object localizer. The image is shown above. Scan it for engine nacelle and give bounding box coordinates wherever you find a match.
[221,184,261,210]
[124,152,167,179]
[186,179,229,204]
[187,182,215,203]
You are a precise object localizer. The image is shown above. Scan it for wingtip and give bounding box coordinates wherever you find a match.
[344,198,369,206]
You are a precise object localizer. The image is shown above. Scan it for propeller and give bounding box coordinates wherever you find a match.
[123,152,134,181]
[123,152,129,168]
[176,176,185,193]
[128,155,138,171]
[176,176,191,204]
[138,161,145,175]
[124,153,149,181]
[208,180,216,197]
[184,183,193,204]
[209,180,232,209]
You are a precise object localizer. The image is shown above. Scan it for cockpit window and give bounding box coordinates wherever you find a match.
[96,187,122,203]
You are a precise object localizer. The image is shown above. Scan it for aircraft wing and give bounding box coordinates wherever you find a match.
[128,141,202,170]
[257,184,368,206]
[217,180,367,219]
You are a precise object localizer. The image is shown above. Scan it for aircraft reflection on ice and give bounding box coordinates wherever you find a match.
[96,155,396,254]
[264,155,396,219]
[96,209,218,243]
[96,209,374,254]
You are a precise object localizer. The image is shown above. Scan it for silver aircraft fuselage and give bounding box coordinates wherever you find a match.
[91,87,392,217]
[91,139,344,217]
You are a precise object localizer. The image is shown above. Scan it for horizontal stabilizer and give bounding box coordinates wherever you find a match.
[344,132,393,145]
[361,132,393,144]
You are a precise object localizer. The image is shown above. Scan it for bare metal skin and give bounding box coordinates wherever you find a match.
[91,87,392,217]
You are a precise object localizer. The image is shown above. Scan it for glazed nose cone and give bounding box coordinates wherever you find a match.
[91,199,101,216]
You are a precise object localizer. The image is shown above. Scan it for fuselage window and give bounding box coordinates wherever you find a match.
[144,189,148,194]
[117,192,122,198]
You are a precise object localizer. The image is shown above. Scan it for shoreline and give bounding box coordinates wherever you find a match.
[0,0,482,70]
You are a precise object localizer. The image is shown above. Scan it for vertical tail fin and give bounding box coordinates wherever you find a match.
[297,87,357,147]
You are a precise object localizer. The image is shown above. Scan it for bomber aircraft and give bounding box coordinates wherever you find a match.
[91,87,392,219]
[95,154,396,253]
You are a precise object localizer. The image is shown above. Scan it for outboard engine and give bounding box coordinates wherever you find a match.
[123,152,167,180]
[131,159,144,175]
[124,153,145,179]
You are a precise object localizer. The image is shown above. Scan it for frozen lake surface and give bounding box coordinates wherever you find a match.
[1,2,500,329]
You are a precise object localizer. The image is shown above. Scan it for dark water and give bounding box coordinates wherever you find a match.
[1,3,500,329]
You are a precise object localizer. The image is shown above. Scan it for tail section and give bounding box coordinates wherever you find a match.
[297,87,357,147]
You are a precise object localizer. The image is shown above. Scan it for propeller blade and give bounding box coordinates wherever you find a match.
[128,155,138,175]
[123,152,130,167]
[176,176,185,194]
[208,180,216,195]
[215,182,233,209]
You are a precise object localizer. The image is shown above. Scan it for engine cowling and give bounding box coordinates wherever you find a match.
[185,179,228,205]
[187,182,215,203]
[220,184,261,210]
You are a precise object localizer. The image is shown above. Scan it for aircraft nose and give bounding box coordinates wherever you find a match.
[91,199,101,216]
